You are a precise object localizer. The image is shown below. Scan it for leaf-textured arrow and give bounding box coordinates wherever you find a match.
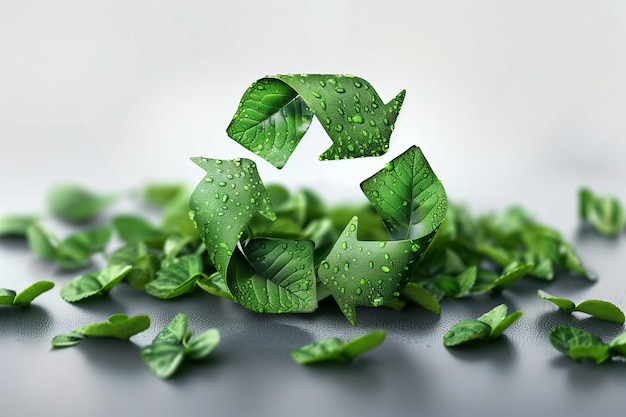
[318,146,447,325]
[226,74,405,168]
[189,157,317,313]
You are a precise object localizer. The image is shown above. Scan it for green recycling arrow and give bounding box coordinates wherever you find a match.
[318,146,447,325]
[189,157,318,313]
[226,74,405,168]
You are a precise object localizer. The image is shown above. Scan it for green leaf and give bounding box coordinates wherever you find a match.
[521,223,591,280]
[141,313,220,378]
[141,342,186,379]
[569,345,611,364]
[549,326,608,360]
[549,325,605,355]
[476,304,508,328]
[154,313,188,344]
[196,272,234,301]
[401,282,441,314]
[112,215,160,244]
[291,329,385,364]
[0,215,37,237]
[76,313,150,339]
[227,74,405,168]
[443,319,492,347]
[12,280,55,307]
[145,254,204,299]
[48,184,114,222]
[142,182,187,207]
[60,264,132,302]
[0,289,16,305]
[538,291,624,323]
[579,187,625,237]
[488,310,523,339]
[576,299,625,324]
[26,223,58,261]
[360,145,447,240]
[57,226,112,260]
[444,304,521,347]
[185,329,221,360]
[538,290,576,313]
[108,242,161,290]
[608,333,626,357]
[226,78,314,169]
[51,332,86,347]
[227,238,317,313]
[52,314,150,348]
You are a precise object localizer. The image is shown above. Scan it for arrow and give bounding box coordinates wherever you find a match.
[189,157,318,313]
[226,74,405,168]
[189,157,276,274]
[318,216,432,325]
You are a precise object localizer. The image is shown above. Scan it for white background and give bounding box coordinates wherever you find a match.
[1,0,625,225]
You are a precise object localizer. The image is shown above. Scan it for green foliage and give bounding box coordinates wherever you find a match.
[227,74,405,168]
[538,290,625,323]
[141,313,220,378]
[444,304,522,347]
[60,264,132,302]
[0,215,38,237]
[47,184,115,222]
[26,223,112,270]
[51,314,150,347]
[291,329,386,364]
[0,281,55,307]
[579,187,625,237]
[548,325,626,364]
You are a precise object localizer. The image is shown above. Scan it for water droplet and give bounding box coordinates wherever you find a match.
[320,100,326,110]
[392,291,400,297]
[379,242,386,248]
[222,194,229,203]
[342,241,348,250]
[335,86,345,93]
[384,253,390,260]
[381,265,390,273]
[368,261,374,269]
[333,266,339,273]
[355,287,362,295]
[347,144,355,152]
[369,120,376,127]
[383,118,390,126]
[354,81,362,88]
[311,91,322,99]
[352,114,363,124]
[218,182,227,187]
[205,177,213,183]
[335,124,343,132]
[343,262,350,270]
[349,223,357,232]
[337,108,345,116]
[359,278,366,285]
[319,80,326,87]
